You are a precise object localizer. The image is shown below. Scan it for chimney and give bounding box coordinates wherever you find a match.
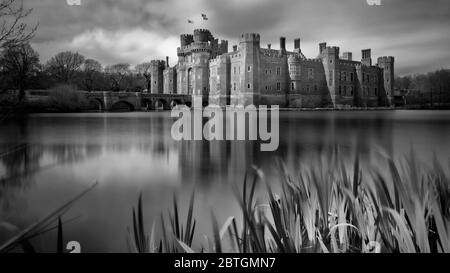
[294,38,301,49]
[267,43,271,49]
[343,52,352,61]
[233,45,237,52]
[319,42,327,54]
[361,49,372,66]
[166,56,169,68]
[280,37,286,52]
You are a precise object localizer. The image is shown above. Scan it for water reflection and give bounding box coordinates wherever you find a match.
[0,111,449,252]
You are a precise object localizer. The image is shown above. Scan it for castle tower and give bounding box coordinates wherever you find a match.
[150,60,166,94]
[191,29,213,106]
[377,56,395,106]
[238,33,261,106]
[321,46,340,106]
[163,57,177,94]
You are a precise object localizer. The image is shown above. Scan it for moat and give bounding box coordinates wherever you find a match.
[1,110,450,252]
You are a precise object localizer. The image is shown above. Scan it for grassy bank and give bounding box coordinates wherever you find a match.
[130,148,450,253]
[0,85,91,115]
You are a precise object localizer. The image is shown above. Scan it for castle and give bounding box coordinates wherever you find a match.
[147,29,395,108]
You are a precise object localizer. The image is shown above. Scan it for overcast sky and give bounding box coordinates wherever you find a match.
[23,0,450,76]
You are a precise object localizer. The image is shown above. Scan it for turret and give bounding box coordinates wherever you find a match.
[194,29,212,43]
[238,33,261,106]
[377,56,395,106]
[180,34,194,46]
[150,60,166,94]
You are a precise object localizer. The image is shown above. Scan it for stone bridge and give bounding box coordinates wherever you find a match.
[87,91,192,111]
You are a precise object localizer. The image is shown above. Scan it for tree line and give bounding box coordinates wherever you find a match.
[395,69,450,106]
[0,44,156,98]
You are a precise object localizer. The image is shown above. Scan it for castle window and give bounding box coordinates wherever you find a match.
[314,85,318,91]
[247,66,251,72]
[248,83,251,89]
[339,85,342,95]
[277,82,281,91]
[265,69,268,74]
[330,59,333,64]
[343,72,347,81]
[350,73,354,82]
[290,64,299,75]
[233,83,236,91]
[306,85,310,92]
[276,67,281,75]
[234,67,236,74]
[265,86,268,90]
[291,82,295,91]
[308,68,314,79]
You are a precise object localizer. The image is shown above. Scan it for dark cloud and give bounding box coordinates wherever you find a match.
[20,0,450,75]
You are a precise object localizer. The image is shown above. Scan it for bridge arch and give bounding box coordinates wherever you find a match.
[87,98,104,111]
[111,100,135,112]
[141,98,153,111]
[154,98,169,110]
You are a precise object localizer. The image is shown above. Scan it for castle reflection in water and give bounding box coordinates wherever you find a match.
[0,112,395,193]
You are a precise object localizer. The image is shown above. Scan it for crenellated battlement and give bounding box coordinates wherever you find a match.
[240,33,260,43]
[322,46,340,57]
[377,56,394,63]
[209,55,230,65]
[180,34,194,46]
[177,42,212,56]
[194,29,212,43]
[150,60,166,67]
[260,48,285,58]
[230,52,242,59]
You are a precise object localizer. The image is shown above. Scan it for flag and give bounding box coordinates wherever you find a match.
[201,13,208,20]
[188,19,194,24]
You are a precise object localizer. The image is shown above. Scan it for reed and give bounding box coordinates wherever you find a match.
[134,148,450,253]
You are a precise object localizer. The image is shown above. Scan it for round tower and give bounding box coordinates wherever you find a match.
[239,33,261,106]
[193,29,211,43]
[377,56,395,106]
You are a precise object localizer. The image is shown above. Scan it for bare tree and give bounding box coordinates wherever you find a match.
[0,0,37,48]
[135,62,152,92]
[0,42,40,100]
[83,58,102,92]
[45,51,86,84]
[105,63,130,91]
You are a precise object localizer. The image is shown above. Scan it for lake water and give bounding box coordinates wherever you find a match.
[1,110,450,252]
